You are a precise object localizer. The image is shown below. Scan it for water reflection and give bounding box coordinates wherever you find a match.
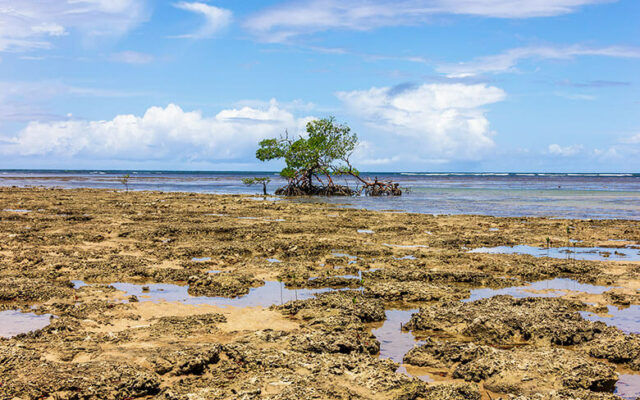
[615,374,640,400]
[469,245,640,261]
[0,310,52,338]
[464,278,614,303]
[371,308,431,382]
[98,281,337,308]
[580,305,640,334]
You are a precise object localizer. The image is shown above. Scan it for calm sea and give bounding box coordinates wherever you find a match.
[1,170,639,220]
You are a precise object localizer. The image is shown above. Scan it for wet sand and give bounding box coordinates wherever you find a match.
[1,187,640,399]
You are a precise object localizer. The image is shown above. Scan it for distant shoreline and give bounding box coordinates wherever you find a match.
[1,169,638,176]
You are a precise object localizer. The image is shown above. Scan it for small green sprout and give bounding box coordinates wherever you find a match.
[242,177,271,195]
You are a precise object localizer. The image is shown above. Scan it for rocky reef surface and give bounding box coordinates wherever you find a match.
[1,187,639,399]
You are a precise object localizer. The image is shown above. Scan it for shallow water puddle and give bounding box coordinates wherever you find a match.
[372,309,420,362]
[580,305,640,334]
[105,281,336,307]
[464,278,614,303]
[463,278,640,334]
[395,365,433,382]
[0,310,52,338]
[192,257,211,262]
[371,309,431,382]
[469,245,640,261]
[266,258,282,263]
[393,255,417,260]
[357,229,375,234]
[330,251,358,265]
[2,209,31,213]
[615,374,640,400]
[71,280,88,289]
[331,251,358,259]
[247,196,281,202]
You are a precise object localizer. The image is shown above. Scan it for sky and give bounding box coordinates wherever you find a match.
[0,0,639,172]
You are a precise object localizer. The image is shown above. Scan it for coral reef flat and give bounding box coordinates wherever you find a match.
[1,187,639,400]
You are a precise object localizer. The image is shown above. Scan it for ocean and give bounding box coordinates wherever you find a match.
[1,170,639,220]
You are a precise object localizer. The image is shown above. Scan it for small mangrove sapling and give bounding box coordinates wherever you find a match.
[119,174,130,192]
[242,177,271,195]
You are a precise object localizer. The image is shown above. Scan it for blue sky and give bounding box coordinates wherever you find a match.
[0,0,639,172]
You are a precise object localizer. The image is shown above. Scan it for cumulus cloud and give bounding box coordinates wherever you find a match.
[0,101,311,161]
[336,83,506,161]
[172,2,232,38]
[547,144,584,156]
[437,45,640,77]
[245,0,614,42]
[593,146,621,160]
[350,140,403,166]
[0,0,149,52]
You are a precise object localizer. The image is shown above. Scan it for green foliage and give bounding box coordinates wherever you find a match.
[241,177,271,185]
[256,117,358,181]
[254,116,400,196]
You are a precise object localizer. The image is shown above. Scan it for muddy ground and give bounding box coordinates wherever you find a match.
[1,187,639,400]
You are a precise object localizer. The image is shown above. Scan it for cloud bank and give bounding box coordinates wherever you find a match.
[337,83,506,161]
[0,101,311,162]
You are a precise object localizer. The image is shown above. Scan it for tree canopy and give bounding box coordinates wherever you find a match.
[256,117,400,196]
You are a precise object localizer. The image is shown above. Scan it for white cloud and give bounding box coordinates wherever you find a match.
[436,0,613,17]
[110,51,154,64]
[336,83,506,161]
[547,143,584,156]
[0,101,311,161]
[351,140,402,165]
[0,0,149,52]
[620,133,640,144]
[437,45,640,77]
[245,0,614,42]
[31,23,68,37]
[173,2,232,39]
[593,146,621,160]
